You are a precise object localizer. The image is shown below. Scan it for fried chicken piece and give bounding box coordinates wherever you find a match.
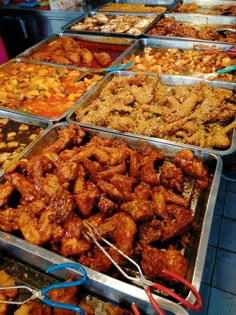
[75,181,99,218]
[97,194,118,216]
[103,303,133,315]
[46,124,85,154]
[79,301,95,315]
[174,149,208,189]
[152,185,189,208]
[51,54,71,65]
[14,301,51,315]
[98,164,127,181]
[81,49,93,65]
[0,270,18,315]
[5,172,40,203]
[120,200,154,222]
[134,182,152,200]
[97,180,124,201]
[139,218,162,245]
[79,247,112,273]
[49,285,79,315]
[18,208,55,245]
[0,207,21,232]
[160,162,184,192]
[161,204,193,241]
[96,212,137,265]
[0,181,14,207]
[94,52,112,67]
[208,120,236,149]
[141,245,187,281]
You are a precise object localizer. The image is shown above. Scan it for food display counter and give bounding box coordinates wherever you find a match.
[0,1,235,315]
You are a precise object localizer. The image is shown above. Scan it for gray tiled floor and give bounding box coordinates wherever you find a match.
[190,173,236,315]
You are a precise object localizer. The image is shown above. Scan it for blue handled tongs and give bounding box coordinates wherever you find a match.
[0,262,88,314]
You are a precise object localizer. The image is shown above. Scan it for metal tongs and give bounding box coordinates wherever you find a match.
[83,221,202,315]
[0,262,87,314]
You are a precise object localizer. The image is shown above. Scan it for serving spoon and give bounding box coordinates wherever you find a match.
[216,28,236,36]
[192,64,236,80]
[87,61,132,73]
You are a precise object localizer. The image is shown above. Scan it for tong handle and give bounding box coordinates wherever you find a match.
[152,269,202,311]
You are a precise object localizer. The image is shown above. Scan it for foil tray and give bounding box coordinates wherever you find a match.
[0,123,222,315]
[67,71,236,156]
[18,32,135,71]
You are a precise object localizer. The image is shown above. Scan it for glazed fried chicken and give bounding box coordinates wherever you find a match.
[0,124,210,291]
[141,245,187,281]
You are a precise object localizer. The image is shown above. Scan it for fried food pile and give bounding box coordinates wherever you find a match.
[123,45,236,82]
[0,124,210,290]
[70,13,155,35]
[29,36,113,68]
[75,74,236,150]
[99,3,167,13]
[172,2,236,15]
[0,270,132,315]
[147,17,236,43]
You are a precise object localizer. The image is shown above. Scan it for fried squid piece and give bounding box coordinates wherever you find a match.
[174,149,209,189]
[160,161,184,192]
[141,245,187,281]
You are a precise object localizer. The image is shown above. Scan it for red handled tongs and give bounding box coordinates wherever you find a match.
[83,221,202,315]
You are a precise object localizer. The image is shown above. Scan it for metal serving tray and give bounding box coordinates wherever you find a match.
[62,11,159,39]
[67,71,236,156]
[0,58,103,123]
[171,0,236,16]
[0,122,222,315]
[18,33,135,71]
[0,246,136,314]
[117,38,236,82]
[144,13,236,44]
[0,110,51,177]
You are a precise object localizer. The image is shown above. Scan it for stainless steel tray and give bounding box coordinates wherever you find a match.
[144,13,236,44]
[0,110,51,177]
[117,38,236,82]
[0,58,103,123]
[171,0,236,16]
[18,33,135,71]
[0,246,136,314]
[0,122,222,315]
[62,11,159,39]
[66,71,236,156]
